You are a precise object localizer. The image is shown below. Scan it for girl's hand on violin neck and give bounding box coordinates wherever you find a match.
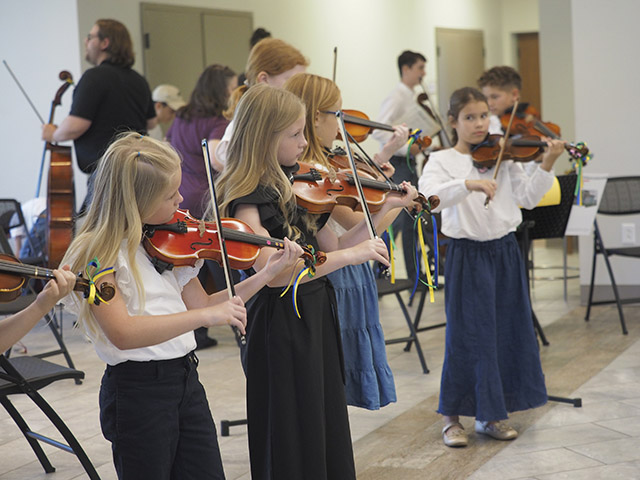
[381,124,410,160]
[465,179,497,200]
[540,138,566,172]
[392,181,419,208]
[35,265,76,311]
[204,296,247,334]
[263,238,305,279]
[349,238,390,267]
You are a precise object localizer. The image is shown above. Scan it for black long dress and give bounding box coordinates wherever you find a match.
[229,168,356,480]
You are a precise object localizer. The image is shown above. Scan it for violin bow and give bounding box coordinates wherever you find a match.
[485,100,519,209]
[332,47,337,83]
[335,111,377,240]
[344,132,429,223]
[201,139,246,346]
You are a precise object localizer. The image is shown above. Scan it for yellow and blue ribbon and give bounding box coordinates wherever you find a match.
[85,257,114,305]
[571,142,592,206]
[280,258,318,319]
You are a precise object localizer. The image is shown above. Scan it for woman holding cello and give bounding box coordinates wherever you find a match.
[418,87,564,448]
[283,72,419,411]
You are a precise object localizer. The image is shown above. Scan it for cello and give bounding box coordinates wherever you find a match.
[44,72,76,268]
[3,63,75,268]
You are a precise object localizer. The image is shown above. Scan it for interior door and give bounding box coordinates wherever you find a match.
[141,4,252,101]
[141,4,204,101]
[202,11,253,76]
[517,32,542,116]
[435,28,485,119]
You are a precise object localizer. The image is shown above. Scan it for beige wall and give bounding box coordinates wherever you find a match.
[3,0,638,292]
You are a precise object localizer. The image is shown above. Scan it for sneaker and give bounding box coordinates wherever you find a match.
[475,420,518,440]
[442,422,468,447]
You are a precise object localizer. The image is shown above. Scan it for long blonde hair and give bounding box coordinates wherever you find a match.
[283,73,341,168]
[224,38,308,119]
[216,83,310,238]
[62,132,181,339]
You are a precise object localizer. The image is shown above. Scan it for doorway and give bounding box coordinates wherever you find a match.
[141,3,252,101]
[517,32,542,116]
[435,28,485,120]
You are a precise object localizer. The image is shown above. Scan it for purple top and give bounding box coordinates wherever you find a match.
[167,115,229,219]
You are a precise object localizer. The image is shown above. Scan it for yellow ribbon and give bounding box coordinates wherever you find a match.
[416,222,435,303]
[85,258,114,305]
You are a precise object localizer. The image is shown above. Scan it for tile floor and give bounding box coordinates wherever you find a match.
[1,239,640,479]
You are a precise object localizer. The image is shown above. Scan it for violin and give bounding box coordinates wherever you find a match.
[0,254,115,305]
[326,147,382,179]
[340,109,432,150]
[290,162,439,215]
[499,105,589,160]
[471,134,550,168]
[142,209,326,273]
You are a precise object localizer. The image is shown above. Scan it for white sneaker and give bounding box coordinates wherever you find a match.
[475,420,518,440]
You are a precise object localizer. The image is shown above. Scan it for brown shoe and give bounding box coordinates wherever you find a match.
[442,422,468,447]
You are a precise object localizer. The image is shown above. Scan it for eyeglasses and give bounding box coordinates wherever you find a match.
[86,33,99,41]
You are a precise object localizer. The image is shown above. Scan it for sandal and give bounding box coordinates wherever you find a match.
[442,421,468,447]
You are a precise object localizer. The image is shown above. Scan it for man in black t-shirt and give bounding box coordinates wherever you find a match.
[42,19,156,211]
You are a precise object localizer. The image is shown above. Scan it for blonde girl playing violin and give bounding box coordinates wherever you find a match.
[418,87,564,448]
[283,72,418,410]
[61,132,303,479]
[216,83,414,480]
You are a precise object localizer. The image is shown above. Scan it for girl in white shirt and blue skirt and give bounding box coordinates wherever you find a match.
[418,87,565,448]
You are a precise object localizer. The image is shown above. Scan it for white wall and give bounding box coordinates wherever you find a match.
[11,0,634,295]
[0,1,83,205]
[540,0,640,294]
[1,0,506,208]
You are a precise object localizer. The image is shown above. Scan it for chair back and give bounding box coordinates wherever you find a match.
[0,199,47,266]
[598,177,640,215]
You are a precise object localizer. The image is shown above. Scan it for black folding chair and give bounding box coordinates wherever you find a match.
[0,226,79,375]
[376,278,445,374]
[585,176,640,334]
[0,354,100,478]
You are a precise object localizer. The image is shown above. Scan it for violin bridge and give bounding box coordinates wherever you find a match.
[197,219,205,237]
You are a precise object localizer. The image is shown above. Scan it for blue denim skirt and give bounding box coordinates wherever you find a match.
[437,233,547,421]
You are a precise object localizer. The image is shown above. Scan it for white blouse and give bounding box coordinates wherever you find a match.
[418,148,553,241]
[65,242,200,365]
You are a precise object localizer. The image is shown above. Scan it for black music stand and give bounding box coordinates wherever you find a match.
[517,173,581,407]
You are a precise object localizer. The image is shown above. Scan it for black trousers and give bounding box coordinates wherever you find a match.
[99,352,225,480]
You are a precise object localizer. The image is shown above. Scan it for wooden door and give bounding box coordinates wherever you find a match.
[517,32,541,116]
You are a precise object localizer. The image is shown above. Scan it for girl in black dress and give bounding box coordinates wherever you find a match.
[216,84,412,480]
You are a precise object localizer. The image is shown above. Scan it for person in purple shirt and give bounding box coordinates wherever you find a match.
[167,64,237,219]
[167,64,238,349]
